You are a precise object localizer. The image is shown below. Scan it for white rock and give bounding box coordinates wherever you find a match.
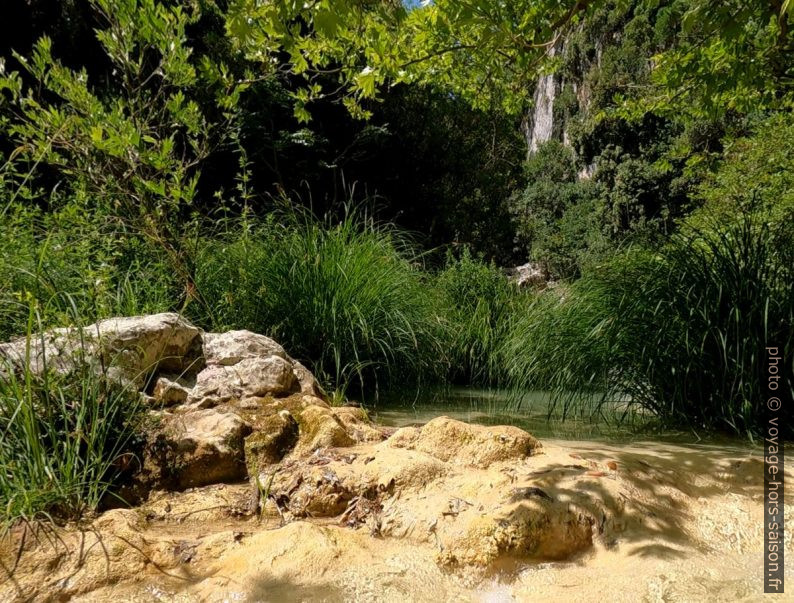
[292,360,324,397]
[202,330,287,366]
[0,313,202,387]
[188,355,297,407]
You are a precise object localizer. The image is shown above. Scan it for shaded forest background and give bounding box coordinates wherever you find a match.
[0,0,792,436]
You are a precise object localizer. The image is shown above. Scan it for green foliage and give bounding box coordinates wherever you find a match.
[510,141,606,278]
[193,209,442,394]
[0,203,178,341]
[227,0,596,117]
[504,214,794,437]
[435,248,519,385]
[0,0,243,280]
[501,279,615,415]
[538,2,700,267]
[1,0,792,448]
[594,144,692,240]
[0,303,144,524]
[694,113,794,225]
[646,0,794,118]
[370,85,524,262]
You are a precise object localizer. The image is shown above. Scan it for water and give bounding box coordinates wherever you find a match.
[369,386,752,448]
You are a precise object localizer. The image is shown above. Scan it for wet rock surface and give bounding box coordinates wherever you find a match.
[244,410,300,473]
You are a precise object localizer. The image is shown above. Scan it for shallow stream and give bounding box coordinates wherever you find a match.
[370,386,755,449]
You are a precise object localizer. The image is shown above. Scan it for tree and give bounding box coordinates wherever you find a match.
[632,0,794,117]
[226,0,597,119]
[1,0,245,281]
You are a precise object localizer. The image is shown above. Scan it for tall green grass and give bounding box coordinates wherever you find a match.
[194,210,444,395]
[3,197,788,441]
[503,214,794,437]
[435,248,521,385]
[0,204,178,340]
[0,302,144,525]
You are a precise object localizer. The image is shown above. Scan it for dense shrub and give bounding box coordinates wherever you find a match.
[504,214,794,437]
[510,141,606,278]
[693,113,794,226]
[0,204,178,341]
[194,211,443,395]
[435,248,520,385]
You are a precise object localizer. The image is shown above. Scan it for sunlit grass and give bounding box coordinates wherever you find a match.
[194,208,444,395]
[0,300,144,526]
[502,214,794,437]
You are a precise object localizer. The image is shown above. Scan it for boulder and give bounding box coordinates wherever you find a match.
[244,410,300,475]
[146,409,252,490]
[388,416,541,468]
[202,330,288,366]
[152,375,192,406]
[202,330,327,400]
[333,407,386,444]
[0,313,202,388]
[292,360,324,397]
[294,404,355,454]
[187,356,298,407]
[509,261,549,287]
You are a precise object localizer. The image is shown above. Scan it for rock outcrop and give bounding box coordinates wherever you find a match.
[387,415,541,468]
[0,315,338,495]
[0,315,578,574]
[0,313,651,602]
[244,410,300,474]
[146,408,253,490]
[509,261,550,287]
[0,313,203,387]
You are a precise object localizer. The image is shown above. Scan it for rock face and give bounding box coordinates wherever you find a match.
[0,315,335,495]
[0,312,202,387]
[147,409,253,490]
[525,45,558,155]
[187,356,298,407]
[202,330,288,365]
